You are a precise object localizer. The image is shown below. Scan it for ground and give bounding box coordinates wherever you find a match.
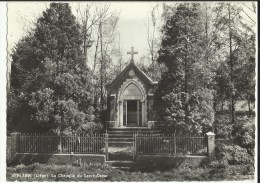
[108,145,133,161]
[7,163,255,181]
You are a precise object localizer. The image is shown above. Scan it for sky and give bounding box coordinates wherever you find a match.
[7,2,256,69]
[7,2,162,65]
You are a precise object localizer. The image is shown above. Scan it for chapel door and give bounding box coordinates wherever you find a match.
[120,82,144,127]
[127,100,138,126]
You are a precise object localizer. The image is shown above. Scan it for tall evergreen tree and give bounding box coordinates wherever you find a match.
[154,3,214,135]
[9,3,96,135]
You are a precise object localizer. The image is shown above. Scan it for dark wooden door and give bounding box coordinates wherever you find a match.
[127,100,138,126]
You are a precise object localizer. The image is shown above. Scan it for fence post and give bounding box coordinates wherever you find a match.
[174,132,177,154]
[105,132,109,161]
[10,132,21,158]
[58,135,62,153]
[206,132,215,157]
[133,133,136,161]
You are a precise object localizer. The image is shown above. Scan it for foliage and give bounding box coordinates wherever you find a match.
[9,3,98,134]
[79,122,103,134]
[7,89,20,133]
[214,112,233,138]
[137,61,163,82]
[233,116,255,154]
[208,159,229,169]
[154,3,214,134]
[212,2,256,117]
[214,112,255,155]
[77,4,120,111]
[215,143,253,165]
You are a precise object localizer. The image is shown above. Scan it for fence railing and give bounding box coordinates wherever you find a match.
[18,133,107,154]
[135,133,207,156]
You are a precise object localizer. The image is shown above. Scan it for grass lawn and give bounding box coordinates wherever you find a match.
[7,163,255,181]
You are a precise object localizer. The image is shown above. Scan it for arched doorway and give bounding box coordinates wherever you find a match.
[118,80,146,127]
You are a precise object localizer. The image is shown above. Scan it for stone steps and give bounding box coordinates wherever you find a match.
[107,128,152,146]
[108,137,133,142]
[108,127,151,131]
[107,128,151,161]
[108,140,133,147]
[108,134,134,137]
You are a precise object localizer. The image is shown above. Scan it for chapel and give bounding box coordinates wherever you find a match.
[106,47,157,128]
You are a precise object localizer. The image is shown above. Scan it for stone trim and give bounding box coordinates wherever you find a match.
[118,79,146,101]
[108,121,117,127]
[117,79,147,127]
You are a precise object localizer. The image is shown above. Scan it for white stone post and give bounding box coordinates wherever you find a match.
[137,100,139,126]
[118,101,122,127]
[141,100,145,127]
[206,132,216,156]
[10,132,20,158]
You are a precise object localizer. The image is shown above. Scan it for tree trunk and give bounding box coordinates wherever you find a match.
[228,5,235,124]
[184,44,188,124]
[205,3,209,63]
[100,22,104,110]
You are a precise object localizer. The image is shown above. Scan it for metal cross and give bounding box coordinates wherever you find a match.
[127,47,138,62]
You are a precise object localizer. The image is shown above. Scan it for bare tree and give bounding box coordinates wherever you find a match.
[144,4,163,81]
[76,3,120,110]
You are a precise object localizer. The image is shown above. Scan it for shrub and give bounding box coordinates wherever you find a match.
[214,112,233,138]
[224,164,255,176]
[208,159,229,168]
[233,116,255,154]
[195,147,207,155]
[178,162,201,170]
[215,143,253,165]
[79,122,103,134]
[200,156,228,169]
[241,164,255,175]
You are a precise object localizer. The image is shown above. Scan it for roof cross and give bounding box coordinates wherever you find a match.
[127,47,138,63]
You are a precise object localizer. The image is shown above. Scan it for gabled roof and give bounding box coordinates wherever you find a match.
[107,62,157,89]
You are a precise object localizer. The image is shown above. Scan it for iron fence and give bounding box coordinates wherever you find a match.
[135,133,207,156]
[18,133,107,154]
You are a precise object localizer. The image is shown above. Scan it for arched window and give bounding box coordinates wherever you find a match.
[120,83,144,100]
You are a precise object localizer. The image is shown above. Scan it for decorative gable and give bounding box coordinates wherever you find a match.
[107,62,157,95]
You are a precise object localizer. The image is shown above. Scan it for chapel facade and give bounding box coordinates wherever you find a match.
[106,47,157,128]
